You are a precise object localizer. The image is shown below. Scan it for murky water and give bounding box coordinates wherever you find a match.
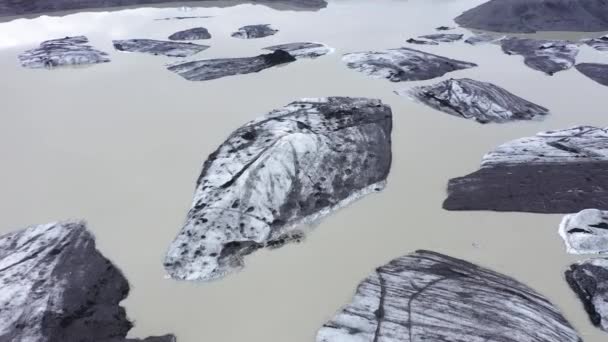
[1,0,607,340]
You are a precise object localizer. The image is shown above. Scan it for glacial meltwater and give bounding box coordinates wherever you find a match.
[1,0,607,341]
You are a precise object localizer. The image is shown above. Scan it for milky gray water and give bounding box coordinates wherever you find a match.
[0,0,607,341]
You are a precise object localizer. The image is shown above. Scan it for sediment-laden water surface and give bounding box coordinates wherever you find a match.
[0,0,607,341]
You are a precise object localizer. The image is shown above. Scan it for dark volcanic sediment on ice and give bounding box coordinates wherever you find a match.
[584,35,608,52]
[406,78,549,124]
[18,36,109,68]
[500,38,579,75]
[342,47,477,82]
[455,0,608,33]
[464,33,504,45]
[231,24,278,39]
[262,42,333,58]
[576,63,608,87]
[164,97,392,281]
[0,221,175,342]
[167,49,296,81]
[566,258,608,334]
[169,27,212,40]
[406,38,438,45]
[113,39,209,57]
[444,126,608,213]
[318,250,582,342]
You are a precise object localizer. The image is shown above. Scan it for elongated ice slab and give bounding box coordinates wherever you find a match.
[464,33,505,45]
[262,42,334,58]
[167,50,296,81]
[418,33,463,43]
[113,39,209,57]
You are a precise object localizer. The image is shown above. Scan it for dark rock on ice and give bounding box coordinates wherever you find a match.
[566,257,608,333]
[231,24,278,39]
[342,47,477,82]
[418,33,463,43]
[455,0,608,33]
[164,97,392,281]
[317,250,582,342]
[167,49,296,81]
[465,33,504,45]
[406,38,437,45]
[0,221,175,342]
[584,35,608,52]
[501,37,579,75]
[406,78,549,124]
[436,26,453,31]
[18,35,109,69]
[113,39,209,57]
[0,0,327,17]
[262,42,333,58]
[576,63,608,87]
[443,126,608,213]
[169,27,211,40]
[559,209,608,254]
